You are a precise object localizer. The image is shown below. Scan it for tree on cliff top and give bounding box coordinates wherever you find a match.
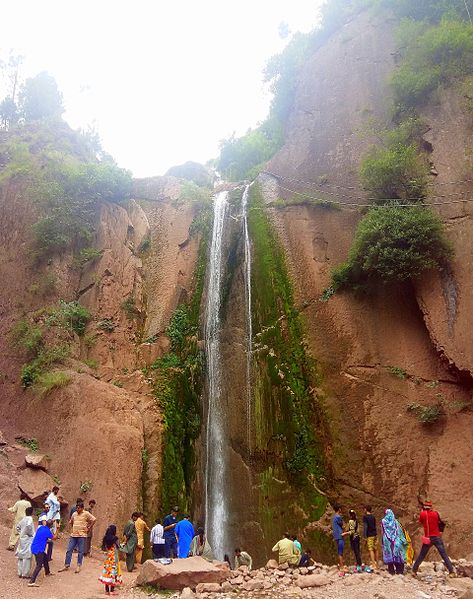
[19,72,64,121]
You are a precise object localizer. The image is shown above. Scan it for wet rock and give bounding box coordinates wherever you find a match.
[136,556,230,590]
[296,574,331,588]
[266,559,279,569]
[24,453,50,471]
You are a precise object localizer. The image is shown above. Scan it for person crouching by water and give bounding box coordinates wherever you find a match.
[98,525,122,596]
[120,512,139,572]
[348,510,362,571]
[16,506,35,578]
[272,533,300,566]
[412,500,455,577]
[28,516,56,587]
[189,527,214,561]
[150,518,166,559]
[381,509,407,575]
[234,547,252,570]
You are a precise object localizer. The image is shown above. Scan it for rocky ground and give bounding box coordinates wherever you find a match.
[3,519,473,599]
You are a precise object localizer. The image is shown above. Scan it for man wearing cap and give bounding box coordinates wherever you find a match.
[28,516,56,587]
[163,506,179,558]
[412,500,455,577]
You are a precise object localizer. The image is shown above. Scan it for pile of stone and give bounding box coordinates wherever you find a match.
[136,557,473,599]
[18,452,58,504]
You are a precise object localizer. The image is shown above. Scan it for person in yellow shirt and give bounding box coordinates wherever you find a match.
[8,492,32,550]
[134,512,150,564]
[272,533,300,565]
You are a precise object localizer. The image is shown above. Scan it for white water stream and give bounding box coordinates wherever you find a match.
[204,190,229,558]
[242,184,253,452]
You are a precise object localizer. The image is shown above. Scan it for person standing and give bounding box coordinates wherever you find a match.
[412,500,455,577]
[135,512,150,564]
[272,533,300,565]
[175,515,194,558]
[58,500,96,574]
[150,518,166,559]
[234,547,253,570]
[189,527,214,561]
[363,505,379,570]
[163,506,179,558]
[7,492,31,550]
[121,512,139,572]
[28,516,56,587]
[46,486,61,533]
[381,509,407,575]
[84,499,96,556]
[332,505,348,571]
[98,525,122,596]
[348,510,362,571]
[15,506,35,578]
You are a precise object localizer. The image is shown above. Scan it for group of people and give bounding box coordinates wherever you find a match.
[331,501,456,577]
[8,487,458,595]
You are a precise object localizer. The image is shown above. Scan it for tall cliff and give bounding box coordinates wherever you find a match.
[262,7,473,555]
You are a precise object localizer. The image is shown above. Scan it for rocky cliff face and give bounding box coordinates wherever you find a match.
[0,171,202,543]
[264,9,473,556]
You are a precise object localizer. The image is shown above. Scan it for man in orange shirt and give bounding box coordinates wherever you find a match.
[135,512,150,564]
[58,500,96,573]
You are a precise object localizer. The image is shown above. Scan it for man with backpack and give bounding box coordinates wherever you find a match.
[412,499,455,577]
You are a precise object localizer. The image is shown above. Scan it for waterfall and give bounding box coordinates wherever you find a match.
[204,190,229,559]
[242,184,253,451]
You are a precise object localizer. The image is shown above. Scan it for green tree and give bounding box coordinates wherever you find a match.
[19,72,64,121]
[0,96,18,130]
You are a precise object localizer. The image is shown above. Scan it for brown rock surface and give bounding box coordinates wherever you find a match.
[136,556,231,590]
[17,468,56,503]
[24,453,50,471]
[296,573,331,588]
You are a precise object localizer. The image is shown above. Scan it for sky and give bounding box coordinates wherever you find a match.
[1,1,324,177]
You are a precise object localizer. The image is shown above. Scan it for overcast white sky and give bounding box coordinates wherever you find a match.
[1,1,324,177]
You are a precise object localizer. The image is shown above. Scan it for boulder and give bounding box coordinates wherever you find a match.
[221,581,233,592]
[458,564,473,579]
[18,468,56,503]
[0,430,7,445]
[195,583,222,593]
[136,557,231,590]
[296,574,331,588]
[181,589,196,599]
[242,579,264,591]
[230,575,243,585]
[266,559,279,569]
[24,454,50,471]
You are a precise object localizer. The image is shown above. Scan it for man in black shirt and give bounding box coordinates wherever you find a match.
[363,505,379,570]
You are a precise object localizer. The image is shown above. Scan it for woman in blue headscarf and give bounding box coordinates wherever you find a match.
[381,509,408,575]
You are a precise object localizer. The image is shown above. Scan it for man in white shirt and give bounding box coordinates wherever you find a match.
[150,518,165,559]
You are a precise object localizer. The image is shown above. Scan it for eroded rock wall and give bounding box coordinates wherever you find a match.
[264,9,473,556]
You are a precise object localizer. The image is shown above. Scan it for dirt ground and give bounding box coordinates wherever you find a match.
[0,525,146,599]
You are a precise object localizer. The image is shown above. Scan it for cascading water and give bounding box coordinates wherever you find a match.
[204,190,229,559]
[242,184,253,451]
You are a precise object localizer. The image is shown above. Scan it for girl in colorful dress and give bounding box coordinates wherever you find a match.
[99,525,122,596]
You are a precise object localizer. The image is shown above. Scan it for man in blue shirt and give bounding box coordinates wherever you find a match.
[28,516,56,587]
[163,506,179,558]
[175,515,194,558]
[332,504,348,572]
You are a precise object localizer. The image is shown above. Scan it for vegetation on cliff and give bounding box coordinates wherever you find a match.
[146,208,211,512]
[248,182,329,524]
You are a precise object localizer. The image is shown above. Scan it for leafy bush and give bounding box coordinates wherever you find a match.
[329,206,452,292]
[122,295,138,320]
[375,0,471,24]
[28,272,57,296]
[84,358,98,369]
[20,345,70,388]
[17,437,39,452]
[73,247,103,268]
[166,306,195,353]
[386,365,407,379]
[12,320,43,355]
[391,18,473,110]
[19,72,64,121]
[408,402,444,424]
[34,371,72,396]
[151,353,182,370]
[360,143,429,202]
[47,301,91,336]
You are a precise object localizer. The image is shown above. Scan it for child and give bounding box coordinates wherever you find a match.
[98,525,122,596]
[348,510,362,571]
